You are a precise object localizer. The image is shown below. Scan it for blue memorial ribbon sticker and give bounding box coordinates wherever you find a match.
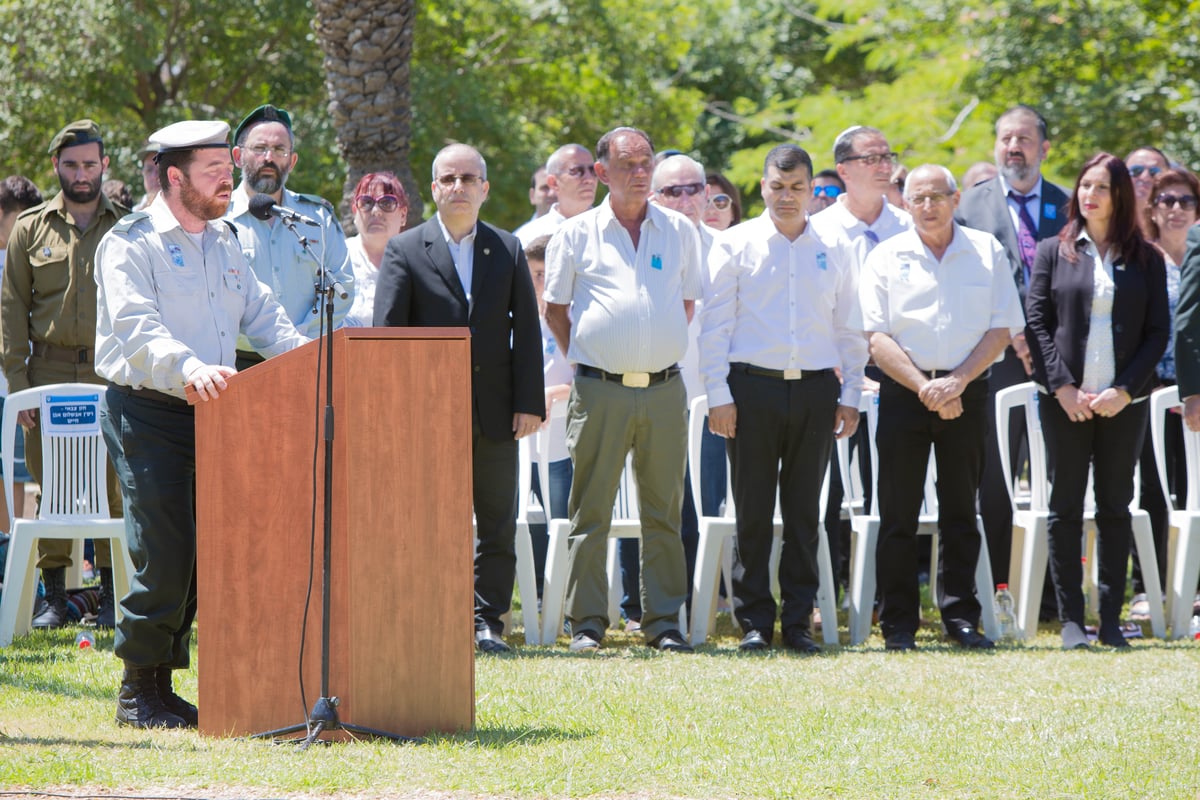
[1044,203,1057,220]
[168,243,185,268]
[816,252,827,271]
[651,254,663,271]
[899,262,910,282]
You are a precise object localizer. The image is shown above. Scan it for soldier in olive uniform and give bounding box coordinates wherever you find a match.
[225,104,354,370]
[0,120,125,629]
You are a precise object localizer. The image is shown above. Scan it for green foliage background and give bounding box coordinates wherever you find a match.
[2,0,1198,229]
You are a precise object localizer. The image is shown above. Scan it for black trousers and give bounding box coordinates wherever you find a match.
[1040,394,1148,627]
[876,377,988,637]
[472,421,519,634]
[727,369,838,636]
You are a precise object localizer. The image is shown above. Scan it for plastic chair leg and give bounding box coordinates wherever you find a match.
[1167,516,1200,638]
[1131,512,1166,638]
[0,529,38,647]
[513,523,540,645]
[605,538,622,629]
[815,520,839,645]
[1010,513,1049,640]
[689,521,734,646]
[974,531,999,641]
[540,520,571,644]
[848,519,878,645]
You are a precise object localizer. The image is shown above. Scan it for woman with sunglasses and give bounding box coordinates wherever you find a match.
[1025,153,1169,649]
[1130,167,1200,618]
[344,171,409,326]
[1124,146,1170,238]
[703,172,743,230]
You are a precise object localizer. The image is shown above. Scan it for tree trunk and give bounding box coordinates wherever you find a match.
[312,0,421,230]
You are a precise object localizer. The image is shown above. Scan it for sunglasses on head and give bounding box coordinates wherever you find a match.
[657,182,705,198]
[707,193,731,210]
[356,194,402,213]
[1128,165,1163,179]
[813,185,842,198]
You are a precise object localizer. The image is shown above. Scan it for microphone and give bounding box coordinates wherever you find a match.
[248,193,320,227]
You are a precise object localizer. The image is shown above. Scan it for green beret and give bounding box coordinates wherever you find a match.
[233,104,293,144]
[48,119,103,155]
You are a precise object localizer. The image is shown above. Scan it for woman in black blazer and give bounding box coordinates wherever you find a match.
[1025,152,1170,649]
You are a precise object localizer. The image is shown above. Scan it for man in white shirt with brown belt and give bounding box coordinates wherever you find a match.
[701,144,866,653]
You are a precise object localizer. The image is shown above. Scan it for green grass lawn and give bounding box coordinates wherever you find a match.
[1,610,1198,800]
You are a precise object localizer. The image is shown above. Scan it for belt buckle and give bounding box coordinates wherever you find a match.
[622,372,650,388]
[783,369,803,381]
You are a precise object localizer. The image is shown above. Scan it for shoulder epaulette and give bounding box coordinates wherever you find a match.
[112,211,151,234]
[223,220,239,241]
[296,193,335,213]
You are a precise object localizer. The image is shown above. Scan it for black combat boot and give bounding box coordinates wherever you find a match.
[31,567,68,628]
[155,666,198,727]
[115,664,187,729]
[95,567,115,629]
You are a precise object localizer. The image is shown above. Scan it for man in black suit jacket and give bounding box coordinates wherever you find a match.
[1178,226,1200,432]
[955,105,1069,586]
[373,143,545,653]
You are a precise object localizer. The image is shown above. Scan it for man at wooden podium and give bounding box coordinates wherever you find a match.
[94,120,308,728]
[373,143,544,654]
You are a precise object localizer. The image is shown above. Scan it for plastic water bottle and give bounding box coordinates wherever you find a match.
[995,583,1016,643]
[74,631,95,650]
[1189,615,1200,641]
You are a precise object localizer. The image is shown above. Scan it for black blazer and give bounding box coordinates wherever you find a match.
[1176,226,1200,398]
[955,177,1070,305]
[1024,236,1169,399]
[373,217,545,440]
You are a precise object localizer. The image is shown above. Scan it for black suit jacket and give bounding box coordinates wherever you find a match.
[373,217,545,440]
[1175,226,1200,398]
[955,176,1070,305]
[1025,236,1169,400]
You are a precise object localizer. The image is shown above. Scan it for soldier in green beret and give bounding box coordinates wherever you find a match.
[0,119,126,630]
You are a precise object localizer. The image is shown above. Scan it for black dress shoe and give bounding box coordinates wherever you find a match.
[738,630,770,652]
[647,629,693,653]
[475,628,512,654]
[947,626,995,650]
[781,628,820,654]
[885,631,917,652]
[1097,623,1131,649]
[1060,621,1090,650]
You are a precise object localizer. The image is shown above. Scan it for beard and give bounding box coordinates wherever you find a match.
[179,173,232,221]
[998,156,1034,185]
[58,171,102,204]
[246,161,288,195]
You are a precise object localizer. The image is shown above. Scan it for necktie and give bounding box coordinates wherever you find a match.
[863,229,880,247]
[1008,190,1038,282]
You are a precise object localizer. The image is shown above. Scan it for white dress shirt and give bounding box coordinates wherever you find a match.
[809,194,913,270]
[342,236,378,327]
[436,214,476,313]
[858,223,1024,372]
[1077,232,1117,393]
[514,204,568,246]
[543,196,702,374]
[700,211,867,408]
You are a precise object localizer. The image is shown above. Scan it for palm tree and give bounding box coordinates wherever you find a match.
[313,0,422,228]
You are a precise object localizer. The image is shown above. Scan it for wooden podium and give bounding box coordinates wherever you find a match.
[194,328,475,738]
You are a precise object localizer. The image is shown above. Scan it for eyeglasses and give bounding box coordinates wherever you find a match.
[813,185,842,198]
[1129,165,1163,179]
[1155,193,1198,210]
[356,194,402,213]
[657,182,705,198]
[841,152,899,167]
[246,145,292,160]
[906,192,954,207]
[436,173,482,187]
[708,193,732,210]
[562,164,596,179]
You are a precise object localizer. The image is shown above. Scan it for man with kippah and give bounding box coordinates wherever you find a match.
[0,119,127,630]
[95,119,308,729]
[225,103,353,370]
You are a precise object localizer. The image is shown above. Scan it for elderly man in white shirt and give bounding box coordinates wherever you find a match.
[858,164,1024,653]
[701,144,866,653]
[544,126,703,653]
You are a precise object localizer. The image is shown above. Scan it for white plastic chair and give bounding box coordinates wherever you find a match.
[845,390,1000,645]
[1002,382,1165,639]
[1150,386,1200,638]
[0,384,134,646]
[687,395,840,646]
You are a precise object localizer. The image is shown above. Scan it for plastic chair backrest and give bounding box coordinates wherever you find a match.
[997,382,1047,512]
[1151,385,1200,511]
[2,384,111,525]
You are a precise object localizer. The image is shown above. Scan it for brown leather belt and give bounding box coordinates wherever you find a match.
[32,341,92,364]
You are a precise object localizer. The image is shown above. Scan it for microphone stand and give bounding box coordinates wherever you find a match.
[251,216,418,748]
